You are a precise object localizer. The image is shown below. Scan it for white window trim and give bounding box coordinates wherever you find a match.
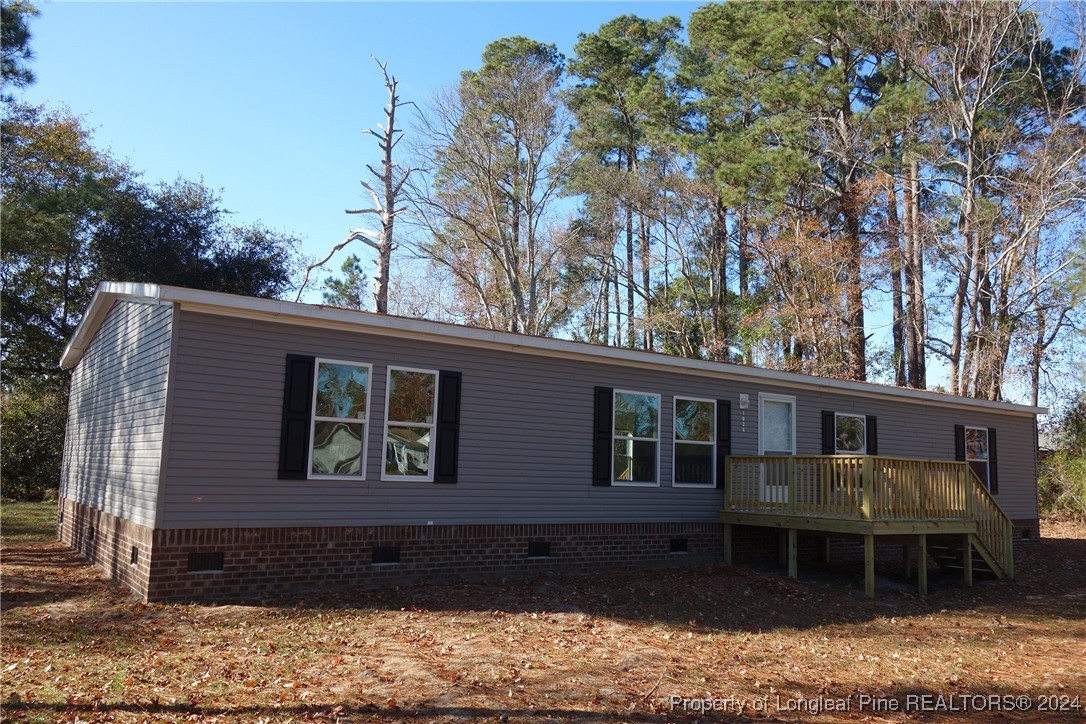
[380,365,440,483]
[758,393,797,456]
[673,396,716,488]
[308,358,373,481]
[834,412,867,455]
[964,425,990,488]
[612,389,661,487]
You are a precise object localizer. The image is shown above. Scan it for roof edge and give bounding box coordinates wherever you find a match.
[62,282,1048,417]
[59,282,164,368]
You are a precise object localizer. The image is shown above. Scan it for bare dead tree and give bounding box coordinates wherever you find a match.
[296,57,417,313]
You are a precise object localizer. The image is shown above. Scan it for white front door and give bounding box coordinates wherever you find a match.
[759,394,796,503]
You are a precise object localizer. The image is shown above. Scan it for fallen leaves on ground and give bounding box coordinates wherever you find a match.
[1,519,1084,722]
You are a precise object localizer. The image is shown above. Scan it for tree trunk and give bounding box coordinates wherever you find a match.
[712,198,729,359]
[949,156,975,396]
[902,154,926,389]
[639,204,651,351]
[612,251,622,347]
[624,152,636,348]
[738,206,753,366]
[886,180,906,387]
[374,84,397,314]
[843,196,866,381]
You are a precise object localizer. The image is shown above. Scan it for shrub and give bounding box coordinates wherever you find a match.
[0,382,67,501]
[1039,451,1086,522]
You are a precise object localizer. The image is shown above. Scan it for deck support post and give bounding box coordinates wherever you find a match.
[787,528,797,579]
[1004,525,1015,579]
[823,537,832,564]
[723,523,733,565]
[963,533,973,587]
[918,534,928,595]
[902,544,911,578]
[864,534,875,598]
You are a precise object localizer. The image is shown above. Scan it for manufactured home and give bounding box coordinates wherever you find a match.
[57,283,1044,601]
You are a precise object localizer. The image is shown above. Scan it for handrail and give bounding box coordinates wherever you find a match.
[723,454,1014,576]
[965,468,1015,577]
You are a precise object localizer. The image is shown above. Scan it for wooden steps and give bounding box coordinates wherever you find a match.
[927,534,1007,580]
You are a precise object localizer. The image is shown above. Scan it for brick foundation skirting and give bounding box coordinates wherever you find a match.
[147,520,725,602]
[57,498,153,600]
[58,499,725,602]
[56,499,1042,602]
[1010,518,1040,544]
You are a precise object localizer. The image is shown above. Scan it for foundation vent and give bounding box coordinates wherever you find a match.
[371,545,401,565]
[187,551,224,573]
[527,541,551,558]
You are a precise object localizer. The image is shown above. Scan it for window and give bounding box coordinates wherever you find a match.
[674,397,716,486]
[822,410,878,456]
[382,366,439,481]
[613,390,660,485]
[835,413,866,454]
[965,425,989,488]
[955,424,997,492]
[310,360,371,478]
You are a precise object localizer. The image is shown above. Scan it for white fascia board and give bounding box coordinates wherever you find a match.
[63,283,1047,417]
[58,282,166,368]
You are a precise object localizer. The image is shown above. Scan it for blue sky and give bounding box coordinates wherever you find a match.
[17,0,928,389]
[20,1,699,295]
[24,1,1067,404]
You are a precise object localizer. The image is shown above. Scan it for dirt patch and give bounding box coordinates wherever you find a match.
[2,521,1084,722]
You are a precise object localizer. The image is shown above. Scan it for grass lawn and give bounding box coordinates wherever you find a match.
[1,509,1084,722]
[0,500,56,544]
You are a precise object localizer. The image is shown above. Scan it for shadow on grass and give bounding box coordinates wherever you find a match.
[0,701,667,722]
[183,530,1074,632]
[1,543,80,569]
[0,543,94,611]
[230,558,1083,636]
[9,683,1086,723]
[6,532,1085,636]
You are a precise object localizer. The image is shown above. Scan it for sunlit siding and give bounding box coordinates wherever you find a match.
[60,300,173,527]
[160,310,1038,529]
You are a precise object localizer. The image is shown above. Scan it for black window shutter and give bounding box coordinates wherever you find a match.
[821,411,836,455]
[866,415,878,455]
[987,427,998,493]
[716,400,732,488]
[593,387,613,486]
[434,371,462,484]
[279,354,315,479]
[954,424,966,461]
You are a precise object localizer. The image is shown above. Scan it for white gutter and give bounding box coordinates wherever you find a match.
[61,281,1048,417]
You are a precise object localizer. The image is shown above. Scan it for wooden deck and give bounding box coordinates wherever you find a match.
[720,455,1015,596]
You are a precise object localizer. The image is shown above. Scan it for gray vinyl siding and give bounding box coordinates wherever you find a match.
[160,310,1038,529]
[60,300,173,527]
[733,390,1037,522]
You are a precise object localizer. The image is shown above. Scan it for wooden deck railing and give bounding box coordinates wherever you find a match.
[724,454,1014,576]
[967,470,1015,577]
